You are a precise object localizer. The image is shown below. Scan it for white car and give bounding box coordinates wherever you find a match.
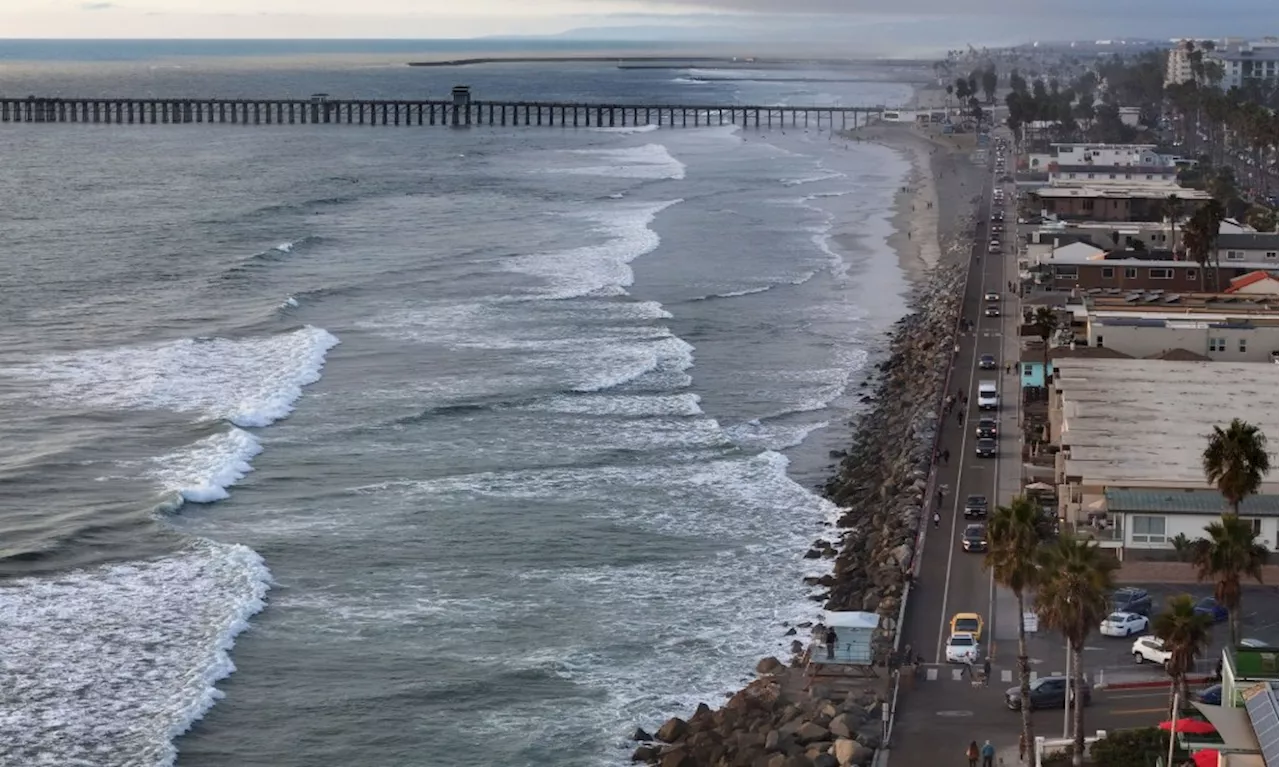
[946,632,981,663]
[1101,612,1149,637]
[1132,635,1171,666]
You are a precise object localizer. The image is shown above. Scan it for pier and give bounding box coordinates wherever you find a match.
[0,87,896,131]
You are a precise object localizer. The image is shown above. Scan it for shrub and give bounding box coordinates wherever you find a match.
[1090,727,1185,767]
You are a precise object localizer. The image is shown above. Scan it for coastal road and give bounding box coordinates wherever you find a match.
[886,133,1028,764]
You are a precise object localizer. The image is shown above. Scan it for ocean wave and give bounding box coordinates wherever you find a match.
[150,427,264,504]
[0,540,271,767]
[587,124,659,134]
[550,144,687,181]
[724,418,831,452]
[2,326,340,428]
[690,285,773,301]
[782,171,847,187]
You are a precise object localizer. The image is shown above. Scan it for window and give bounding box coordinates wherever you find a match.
[1209,338,1226,352]
[1087,173,1095,179]
[1239,339,1247,353]
[1096,335,1104,347]
[1055,266,1079,278]
[1109,173,1117,179]
[1023,364,1034,376]
[1244,518,1263,536]
[1082,199,1094,211]
[1125,267,1138,279]
[1225,250,1245,261]
[1131,515,1167,544]
[1186,269,1198,280]
[1146,174,1154,180]
[1267,251,1277,261]
[1068,172,1077,179]
[1101,267,1115,279]
[1150,268,1173,279]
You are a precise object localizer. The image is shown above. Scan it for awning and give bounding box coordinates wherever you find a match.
[1223,755,1267,767]
[824,611,880,629]
[1192,702,1263,753]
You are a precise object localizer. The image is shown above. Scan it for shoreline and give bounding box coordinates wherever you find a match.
[632,108,985,767]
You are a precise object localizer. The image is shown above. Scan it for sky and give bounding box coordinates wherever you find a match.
[0,0,1275,41]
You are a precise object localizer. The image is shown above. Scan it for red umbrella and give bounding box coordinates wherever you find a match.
[1192,749,1221,767]
[1159,718,1218,735]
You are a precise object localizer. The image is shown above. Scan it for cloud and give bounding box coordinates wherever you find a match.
[80,2,115,9]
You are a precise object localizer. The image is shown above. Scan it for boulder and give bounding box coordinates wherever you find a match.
[631,745,659,762]
[756,657,785,676]
[632,727,654,742]
[813,755,839,767]
[795,722,829,745]
[660,748,696,767]
[832,738,858,766]
[827,712,858,740]
[854,724,882,750]
[655,717,688,743]
[851,744,875,766]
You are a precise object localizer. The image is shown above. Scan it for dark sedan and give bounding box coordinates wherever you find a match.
[984,304,1001,317]
[979,354,997,370]
[962,523,988,553]
[1006,676,1091,711]
[964,495,989,518]
[1195,597,1229,623]
[975,438,998,457]
[975,417,998,439]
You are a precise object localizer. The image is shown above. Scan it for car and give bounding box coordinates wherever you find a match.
[946,632,981,663]
[1195,684,1223,705]
[977,381,999,410]
[983,291,1000,301]
[975,438,998,457]
[984,304,1001,317]
[1110,587,1153,616]
[964,495,989,519]
[988,244,1002,254]
[988,238,1001,248]
[1194,597,1229,623]
[1100,612,1150,637]
[975,417,998,439]
[950,612,984,641]
[1132,635,1172,666]
[990,223,1004,232]
[962,523,988,552]
[1240,638,1273,648]
[978,353,997,370]
[1005,675,1091,711]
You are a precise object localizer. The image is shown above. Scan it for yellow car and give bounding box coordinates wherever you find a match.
[950,612,985,641]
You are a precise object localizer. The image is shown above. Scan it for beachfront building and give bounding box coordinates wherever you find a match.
[1047,358,1280,557]
[1045,249,1275,292]
[1024,219,1259,266]
[1028,143,1177,169]
[1210,40,1280,90]
[1047,164,1179,187]
[1220,232,1280,265]
[1027,185,1211,222]
[1084,313,1279,363]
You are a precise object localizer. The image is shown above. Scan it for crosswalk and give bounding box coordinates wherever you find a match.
[921,667,1063,684]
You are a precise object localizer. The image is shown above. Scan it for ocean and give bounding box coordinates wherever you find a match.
[0,45,914,767]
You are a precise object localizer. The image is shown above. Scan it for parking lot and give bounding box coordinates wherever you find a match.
[1017,583,1279,682]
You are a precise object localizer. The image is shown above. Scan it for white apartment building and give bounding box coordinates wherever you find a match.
[1028,144,1179,171]
[1165,38,1279,89]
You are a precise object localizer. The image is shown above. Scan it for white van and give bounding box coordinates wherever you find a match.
[977,381,999,410]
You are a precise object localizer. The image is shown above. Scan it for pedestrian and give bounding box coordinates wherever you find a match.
[956,410,964,427]
[982,658,991,687]
[825,626,837,660]
[935,488,943,506]
[966,740,980,767]
[933,511,941,528]
[981,740,995,767]
[942,448,950,464]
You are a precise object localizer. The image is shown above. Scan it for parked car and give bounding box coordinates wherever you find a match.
[1005,675,1091,711]
[964,495,988,519]
[1195,684,1223,705]
[1194,597,1229,623]
[962,523,987,553]
[975,417,998,439]
[1110,587,1153,616]
[1132,635,1172,666]
[975,438,998,457]
[979,353,997,370]
[1100,612,1150,637]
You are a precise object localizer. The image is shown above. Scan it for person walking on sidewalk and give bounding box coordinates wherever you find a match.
[982,658,991,687]
[933,511,941,528]
[965,741,980,767]
[980,740,995,767]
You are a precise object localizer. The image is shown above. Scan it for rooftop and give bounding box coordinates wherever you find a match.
[1051,164,1177,174]
[1219,232,1280,250]
[1054,358,1280,487]
[1145,348,1213,361]
[1047,248,1276,270]
[1033,185,1211,200]
[1105,488,1279,516]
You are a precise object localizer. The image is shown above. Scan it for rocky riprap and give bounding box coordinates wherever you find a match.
[633,254,968,767]
[632,667,884,767]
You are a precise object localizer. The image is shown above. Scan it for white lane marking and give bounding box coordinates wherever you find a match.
[1002,670,1014,683]
[927,667,939,681]
[1030,671,1039,682]
[952,668,964,682]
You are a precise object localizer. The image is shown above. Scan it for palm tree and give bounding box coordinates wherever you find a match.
[1032,306,1059,374]
[1152,594,1214,711]
[984,496,1044,765]
[1203,419,1272,514]
[1162,194,1184,256]
[1192,516,1270,646]
[1036,537,1117,766]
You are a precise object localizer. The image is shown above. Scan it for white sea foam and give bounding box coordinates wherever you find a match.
[150,427,264,504]
[724,418,831,451]
[4,326,340,428]
[587,124,659,134]
[0,541,271,767]
[552,144,687,180]
[505,200,682,300]
[782,171,847,187]
[692,285,772,301]
[515,392,703,418]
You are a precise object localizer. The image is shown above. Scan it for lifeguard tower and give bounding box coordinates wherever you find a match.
[807,610,880,686]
